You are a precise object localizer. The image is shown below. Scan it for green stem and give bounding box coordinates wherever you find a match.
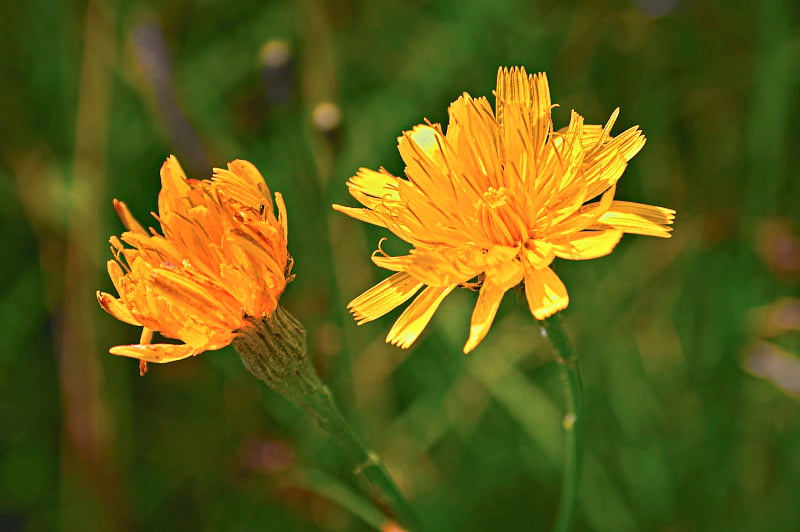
[233,306,421,531]
[541,314,583,532]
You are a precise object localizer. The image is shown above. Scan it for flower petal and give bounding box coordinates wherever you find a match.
[523,266,569,320]
[332,204,389,228]
[112,199,147,235]
[97,291,140,325]
[590,201,675,238]
[398,125,465,211]
[385,285,455,349]
[446,94,502,194]
[463,271,521,354]
[553,229,624,260]
[158,155,192,215]
[225,159,273,206]
[345,168,401,207]
[402,246,486,286]
[495,67,551,152]
[523,239,555,269]
[348,272,424,325]
[109,343,199,363]
[582,122,646,201]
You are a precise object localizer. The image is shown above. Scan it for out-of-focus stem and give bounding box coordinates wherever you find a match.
[59,0,130,530]
[541,315,583,532]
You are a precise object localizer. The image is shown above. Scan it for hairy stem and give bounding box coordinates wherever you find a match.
[234,306,421,531]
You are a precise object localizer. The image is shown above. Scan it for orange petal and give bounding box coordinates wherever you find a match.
[523,266,569,320]
[385,285,455,349]
[348,272,424,325]
[158,155,192,215]
[112,199,147,235]
[227,159,272,203]
[97,291,141,325]
[148,269,238,327]
[274,192,289,239]
[109,343,199,363]
[553,229,624,260]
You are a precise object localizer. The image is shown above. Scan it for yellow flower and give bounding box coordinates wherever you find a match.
[334,67,674,353]
[97,156,292,371]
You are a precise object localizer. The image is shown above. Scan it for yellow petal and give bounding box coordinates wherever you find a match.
[463,270,520,354]
[385,285,455,349]
[548,184,617,237]
[97,291,141,325]
[523,239,555,269]
[403,246,485,286]
[109,343,199,363]
[332,204,388,228]
[495,67,551,152]
[591,201,675,238]
[553,229,624,260]
[582,124,646,201]
[371,249,409,272]
[523,266,569,320]
[346,167,401,206]
[483,252,524,288]
[348,272,424,325]
[398,125,463,206]
[446,94,502,194]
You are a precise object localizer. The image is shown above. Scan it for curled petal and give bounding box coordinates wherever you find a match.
[97,291,140,325]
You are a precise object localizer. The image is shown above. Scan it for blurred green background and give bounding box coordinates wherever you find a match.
[2,0,800,530]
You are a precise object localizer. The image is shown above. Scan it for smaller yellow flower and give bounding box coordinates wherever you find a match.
[97,156,292,371]
[335,67,675,353]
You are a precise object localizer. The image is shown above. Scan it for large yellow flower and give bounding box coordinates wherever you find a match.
[334,67,674,353]
[97,156,292,370]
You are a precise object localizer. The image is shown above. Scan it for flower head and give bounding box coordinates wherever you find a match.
[97,156,292,371]
[334,67,674,353]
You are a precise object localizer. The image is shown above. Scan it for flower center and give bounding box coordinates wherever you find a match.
[483,187,510,208]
